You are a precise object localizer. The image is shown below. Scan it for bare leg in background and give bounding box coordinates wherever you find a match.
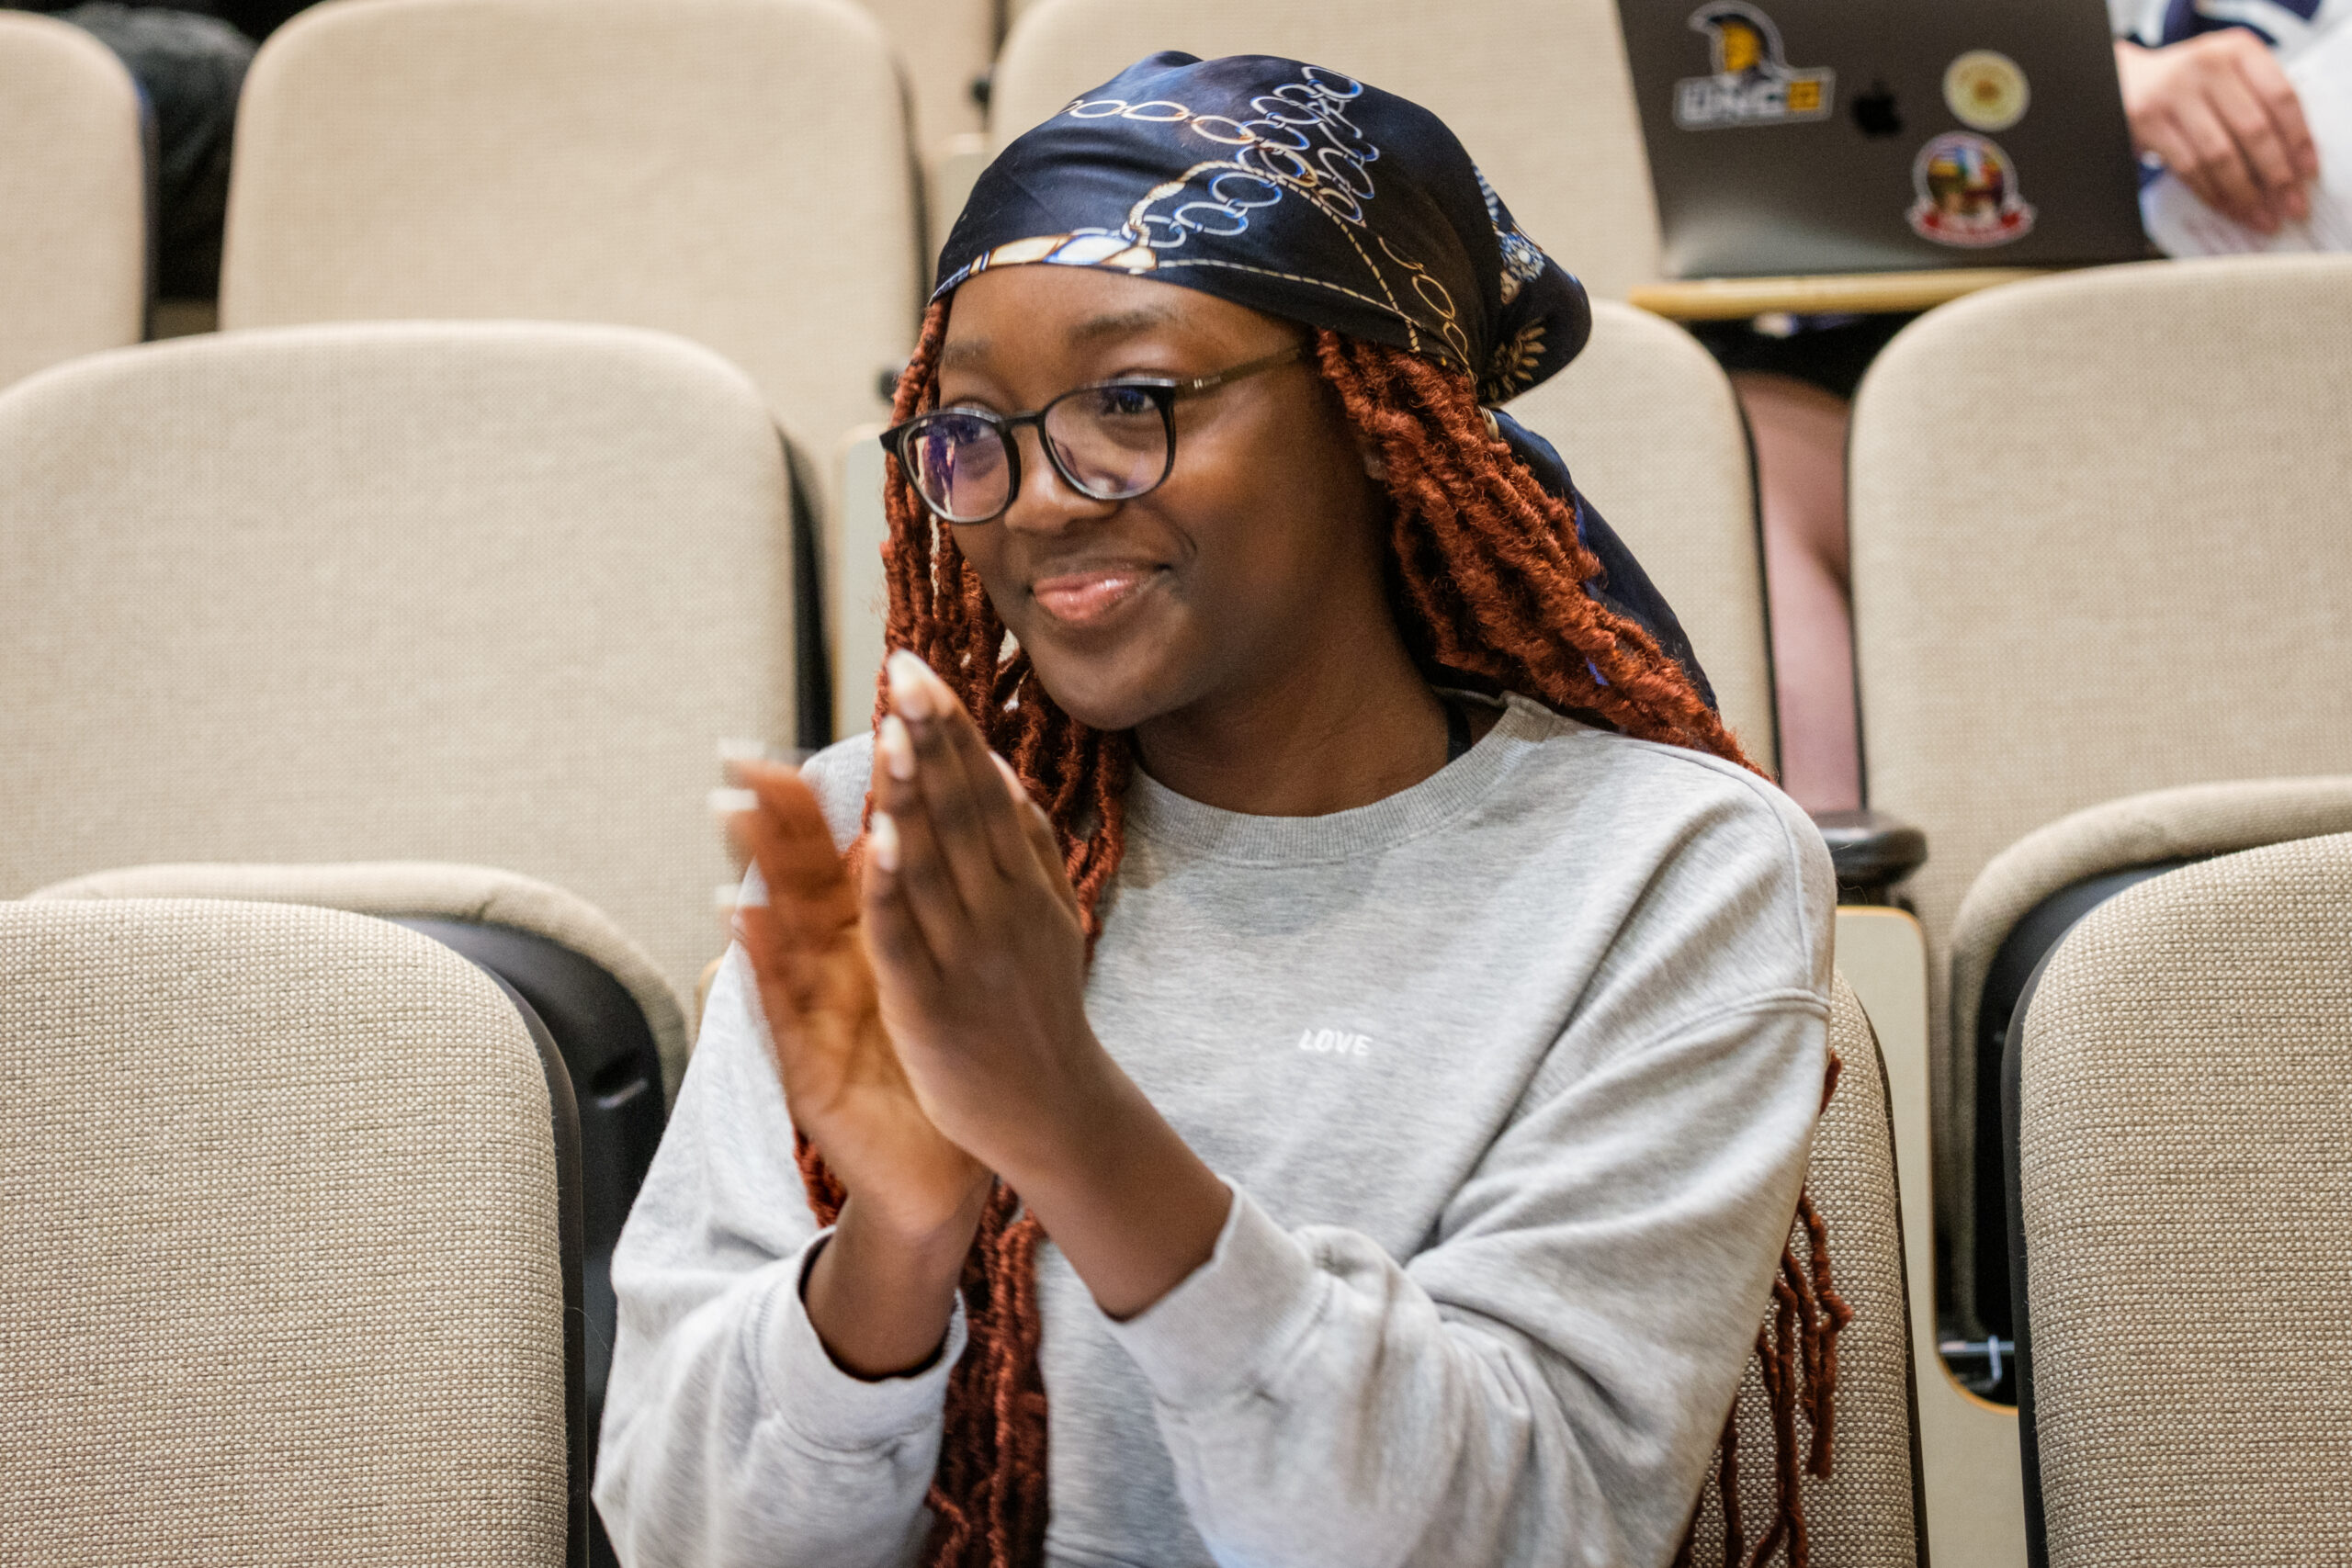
[1734,370,1860,813]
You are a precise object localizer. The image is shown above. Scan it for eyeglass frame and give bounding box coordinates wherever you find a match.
[876,341,1309,525]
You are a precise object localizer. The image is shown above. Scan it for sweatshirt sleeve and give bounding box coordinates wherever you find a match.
[1106,990,1828,1568]
[591,943,962,1568]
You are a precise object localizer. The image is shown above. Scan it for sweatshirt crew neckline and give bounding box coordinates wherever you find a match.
[1123,692,1564,867]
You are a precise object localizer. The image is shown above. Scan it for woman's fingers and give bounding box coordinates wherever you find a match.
[994,751,1083,922]
[721,761,856,943]
[859,810,947,1006]
[733,900,827,1026]
[886,652,1035,896]
[871,767,978,970]
[868,713,975,977]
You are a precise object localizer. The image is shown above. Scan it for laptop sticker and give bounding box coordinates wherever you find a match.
[1673,2,1837,130]
[1907,133,2037,245]
[1944,51,2030,132]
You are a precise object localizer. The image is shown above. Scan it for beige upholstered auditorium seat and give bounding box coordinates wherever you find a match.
[219,0,922,473]
[1508,301,1772,771]
[0,897,571,1566]
[831,424,894,739]
[1847,254,2352,1312]
[1689,974,1920,1566]
[2011,834,2352,1568]
[0,321,794,1017]
[857,0,991,157]
[32,860,694,1100]
[0,12,144,389]
[1949,775,2352,1100]
[986,0,1660,300]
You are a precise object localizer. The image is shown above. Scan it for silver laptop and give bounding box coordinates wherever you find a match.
[1615,0,2149,276]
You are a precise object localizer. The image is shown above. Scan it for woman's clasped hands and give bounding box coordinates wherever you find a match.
[723,651,1227,1374]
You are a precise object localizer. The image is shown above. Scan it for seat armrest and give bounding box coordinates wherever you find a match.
[1813,808,1928,903]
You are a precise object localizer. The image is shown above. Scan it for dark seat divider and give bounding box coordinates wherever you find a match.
[394,918,669,1568]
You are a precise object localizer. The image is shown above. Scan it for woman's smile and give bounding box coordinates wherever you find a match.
[1026,560,1169,629]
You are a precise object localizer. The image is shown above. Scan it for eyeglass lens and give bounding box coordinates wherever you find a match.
[906,385,1170,522]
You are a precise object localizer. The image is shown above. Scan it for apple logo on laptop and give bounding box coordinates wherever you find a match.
[1852,80,1903,137]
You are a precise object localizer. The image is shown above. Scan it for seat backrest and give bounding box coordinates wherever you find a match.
[220,0,922,469]
[985,0,1660,300]
[1847,255,2352,1293]
[1506,300,1772,771]
[30,861,676,1568]
[34,861,693,1096]
[1951,775,2352,1108]
[0,322,792,1012]
[0,11,144,389]
[856,0,992,158]
[1688,973,1921,1566]
[2009,833,2352,1568]
[0,897,574,1565]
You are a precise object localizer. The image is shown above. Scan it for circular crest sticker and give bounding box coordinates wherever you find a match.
[1943,50,2029,131]
[1907,132,2035,246]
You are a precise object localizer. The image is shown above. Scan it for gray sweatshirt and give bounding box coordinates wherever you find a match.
[594,694,1835,1568]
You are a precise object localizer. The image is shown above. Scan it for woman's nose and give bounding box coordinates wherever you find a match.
[1002,423,1116,534]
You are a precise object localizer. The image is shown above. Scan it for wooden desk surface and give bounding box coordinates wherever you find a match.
[1626,268,2044,321]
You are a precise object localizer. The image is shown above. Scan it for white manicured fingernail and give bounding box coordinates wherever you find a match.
[879,716,916,781]
[870,811,900,872]
[707,786,758,818]
[886,649,938,721]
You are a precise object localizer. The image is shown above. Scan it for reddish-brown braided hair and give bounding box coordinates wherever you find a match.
[796,299,1850,1568]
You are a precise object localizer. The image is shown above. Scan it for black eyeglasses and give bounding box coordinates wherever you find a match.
[878,342,1307,525]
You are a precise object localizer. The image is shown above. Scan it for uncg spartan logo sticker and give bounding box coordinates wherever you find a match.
[1906,132,2036,246]
[1673,2,1835,130]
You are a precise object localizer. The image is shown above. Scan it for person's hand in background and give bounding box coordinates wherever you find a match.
[2117,31,2322,231]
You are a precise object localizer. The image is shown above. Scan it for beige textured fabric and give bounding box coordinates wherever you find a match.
[2016,833,2352,1568]
[0,897,566,1565]
[0,321,791,1021]
[220,0,922,471]
[0,12,144,389]
[1687,975,1920,1566]
[986,0,1661,300]
[857,0,990,156]
[1847,255,2352,1292]
[1508,301,1772,771]
[1949,775,2352,1113]
[31,861,695,1100]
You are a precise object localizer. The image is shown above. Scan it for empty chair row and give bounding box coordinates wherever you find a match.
[0,0,1701,750]
[0,321,789,1016]
[1848,252,2352,1348]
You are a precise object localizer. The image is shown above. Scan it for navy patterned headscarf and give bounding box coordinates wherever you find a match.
[935,51,1717,709]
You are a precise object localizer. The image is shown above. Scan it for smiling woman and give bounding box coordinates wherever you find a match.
[594,51,1844,1568]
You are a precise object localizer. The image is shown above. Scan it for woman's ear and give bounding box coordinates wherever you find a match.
[1352,428,1387,483]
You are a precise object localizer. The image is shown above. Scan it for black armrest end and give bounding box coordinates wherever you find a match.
[1812,808,1928,902]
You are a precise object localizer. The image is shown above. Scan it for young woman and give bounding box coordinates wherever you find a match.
[596,52,1843,1568]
